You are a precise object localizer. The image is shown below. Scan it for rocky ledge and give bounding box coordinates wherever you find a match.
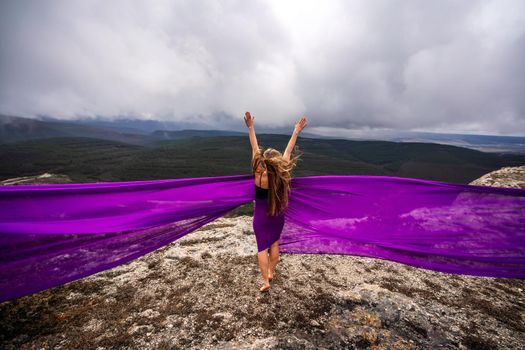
[468,165,525,188]
[1,166,524,349]
[0,172,74,185]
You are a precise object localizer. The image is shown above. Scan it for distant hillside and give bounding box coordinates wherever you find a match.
[0,114,248,145]
[2,114,524,154]
[1,134,523,184]
[309,130,525,154]
[151,129,245,140]
[389,131,525,154]
[0,114,157,145]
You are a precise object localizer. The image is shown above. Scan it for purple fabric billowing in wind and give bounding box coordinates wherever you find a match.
[0,174,524,302]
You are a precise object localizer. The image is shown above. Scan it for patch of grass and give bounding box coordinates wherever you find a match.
[314,268,346,288]
[300,262,311,271]
[462,334,498,350]
[224,203,253,217]
[462,295,525,332]
[449,280,460,288]
[139,269,165,283]
[91,330,134,348]
[1,278,169,349]
[406,320,428,338]
[148,259,161,269]
[493,280,522,297]
[494,278,524,288]
[380,280,436,300]
[73,279,106,296]
[307,293,338,320]
[359,329,378,345]
[161,285,194,317]
[383,266,399,274]
[196,223,235,231]
[101,269,126,278]
[179,256,201,268]
[178,236,224,246]
[0,296,62,342]
[422,278,441,291]
[158,339,179,350]
[194,309,222,332]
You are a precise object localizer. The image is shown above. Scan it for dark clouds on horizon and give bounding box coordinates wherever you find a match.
[1,0,524,136]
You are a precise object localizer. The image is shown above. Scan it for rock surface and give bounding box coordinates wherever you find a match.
[0,172,73,185]
[1,167,524,349]
[468,165,525,188]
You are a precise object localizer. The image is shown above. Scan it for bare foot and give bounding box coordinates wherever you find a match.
[268,272,274,281]
[260,283,270,292]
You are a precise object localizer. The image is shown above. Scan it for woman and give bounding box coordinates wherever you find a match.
[244,111,307,292]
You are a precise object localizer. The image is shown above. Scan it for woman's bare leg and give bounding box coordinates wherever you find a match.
[268,240,280,280]
[257,249,271,292]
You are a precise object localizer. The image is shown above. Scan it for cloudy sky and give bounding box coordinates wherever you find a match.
[1,0,524,136]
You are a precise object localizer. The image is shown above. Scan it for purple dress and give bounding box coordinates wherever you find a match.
[253,183,286,253]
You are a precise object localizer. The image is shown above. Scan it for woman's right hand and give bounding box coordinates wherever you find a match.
[294,116,307,134]
[244,112,254,128]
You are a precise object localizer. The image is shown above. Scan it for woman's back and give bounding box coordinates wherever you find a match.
[254,169,268,189]
[254,169,269,198]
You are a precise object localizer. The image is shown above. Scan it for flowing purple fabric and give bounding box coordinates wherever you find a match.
[1,174,524,302]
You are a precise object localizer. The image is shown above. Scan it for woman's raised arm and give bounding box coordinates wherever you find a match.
[244,111,259,158]
[283,116,307,162]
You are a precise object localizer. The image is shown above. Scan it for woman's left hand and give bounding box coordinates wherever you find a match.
[294,116,308,134]
[244,112,255,128]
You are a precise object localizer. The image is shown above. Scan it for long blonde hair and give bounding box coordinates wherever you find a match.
[252,146,302,216]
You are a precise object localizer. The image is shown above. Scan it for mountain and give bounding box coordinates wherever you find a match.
[0,114,254,145]
[310,129,525,154]
[1,114,524,184]
[37,115,184,134]
[388,130,525,154]
[3,114,524,154]
[1,133,524,184]
[151,129,245,140]
[37,114,292,136]
[0,114,157,145]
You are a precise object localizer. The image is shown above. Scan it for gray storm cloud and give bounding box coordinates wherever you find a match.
[0,0,524,135]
